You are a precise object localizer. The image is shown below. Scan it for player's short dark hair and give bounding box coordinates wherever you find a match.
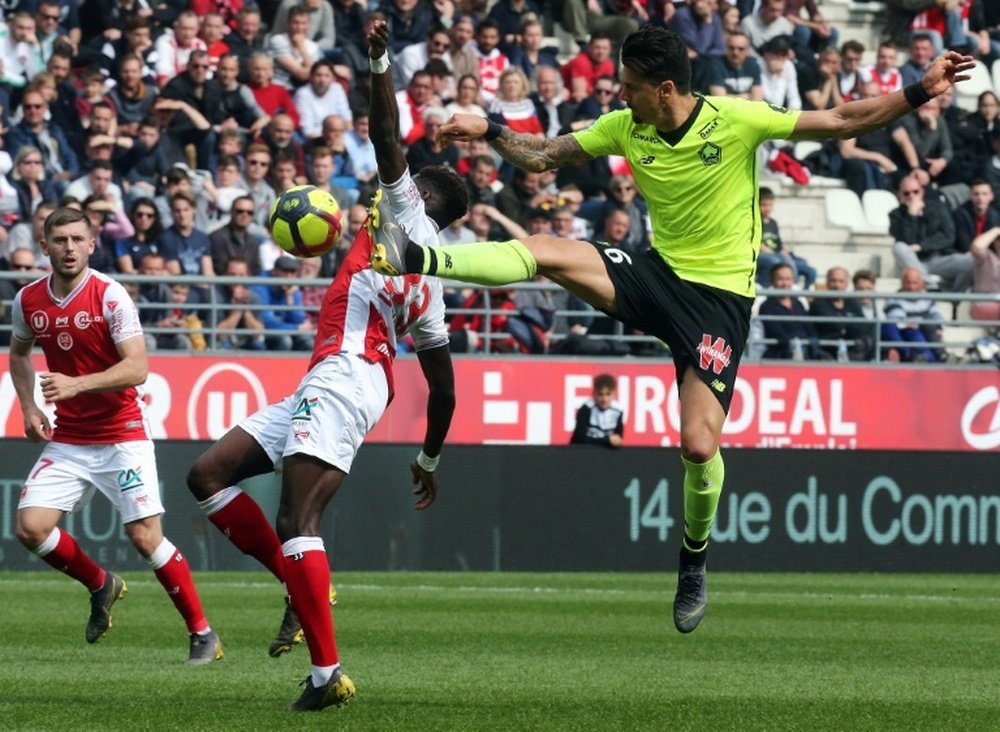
[621,25,691,94]
[594,373,617,392]
[44,206,91,240]
[414,165,469,229]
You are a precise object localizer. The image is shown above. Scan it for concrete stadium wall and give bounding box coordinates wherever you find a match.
[0,441,996,573]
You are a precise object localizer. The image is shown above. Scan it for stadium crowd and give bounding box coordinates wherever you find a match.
[0,0,997,361]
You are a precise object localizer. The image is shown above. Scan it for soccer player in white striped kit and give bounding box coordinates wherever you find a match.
[9,207,222,665]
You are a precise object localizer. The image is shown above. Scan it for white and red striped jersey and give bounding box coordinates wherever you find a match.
[154,32,208,82]
[861,66,902,96]
[474,47,510,101]
[308,169,448,402]
[11,271,149,444]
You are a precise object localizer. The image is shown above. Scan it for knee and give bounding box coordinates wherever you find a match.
[15,515,52,550]
[186,456,218,501]
[125,522,160,557]
[679,425,719,464]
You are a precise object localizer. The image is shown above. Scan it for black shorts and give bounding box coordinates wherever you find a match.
[591,242,754,414]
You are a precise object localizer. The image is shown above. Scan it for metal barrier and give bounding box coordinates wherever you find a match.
[1,271,997,363]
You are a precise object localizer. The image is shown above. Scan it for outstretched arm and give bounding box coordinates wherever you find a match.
[366,19,406,183]
[791,51,975,141]
[438,113,593,173]
[410,344,456,510]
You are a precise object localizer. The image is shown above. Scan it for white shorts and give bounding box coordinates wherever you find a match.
[19,440,165,524]
[274,355,389,474]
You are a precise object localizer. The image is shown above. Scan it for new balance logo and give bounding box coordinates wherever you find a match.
[443,252,453,269]
[638,155,655,165]
[697,334,732,375]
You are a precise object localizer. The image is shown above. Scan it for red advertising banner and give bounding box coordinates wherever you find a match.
[1,354,997,451]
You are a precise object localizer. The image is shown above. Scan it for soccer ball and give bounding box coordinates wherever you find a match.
[268,184,344,258]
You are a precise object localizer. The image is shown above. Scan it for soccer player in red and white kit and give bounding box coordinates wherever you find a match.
[185,20,468,711]
[9,207,223,665]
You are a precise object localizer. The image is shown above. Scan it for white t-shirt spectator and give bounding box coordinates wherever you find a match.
[294,83,353,139]
[268,33,319,90]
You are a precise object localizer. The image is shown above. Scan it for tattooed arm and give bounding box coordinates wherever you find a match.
[438,113,593,172]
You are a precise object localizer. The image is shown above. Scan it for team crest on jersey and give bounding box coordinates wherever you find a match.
[30,311,49,331]
[57,333,73,350]
[698,142,722,167]
[697,334,732,374]
[117,467,144,491]
[292,396,319,421]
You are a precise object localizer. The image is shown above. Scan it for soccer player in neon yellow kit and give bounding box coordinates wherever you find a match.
[370,25,973,633]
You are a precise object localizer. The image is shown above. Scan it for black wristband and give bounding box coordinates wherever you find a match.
[484,120,504,141]
[903,82,932,109]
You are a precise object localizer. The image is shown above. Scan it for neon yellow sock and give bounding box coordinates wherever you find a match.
[681,451,724,550]
[420,239,537,285]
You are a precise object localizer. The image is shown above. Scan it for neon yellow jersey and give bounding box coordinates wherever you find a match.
[572,97,800,297]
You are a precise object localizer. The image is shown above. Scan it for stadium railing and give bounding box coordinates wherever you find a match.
[1,271,997,364]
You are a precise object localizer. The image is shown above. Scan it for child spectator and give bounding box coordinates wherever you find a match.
[570,373,624,448]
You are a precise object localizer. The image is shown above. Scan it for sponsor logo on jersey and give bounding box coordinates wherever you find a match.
[698,142,722,167]
[291,396,319,421]
[697,334,732,374]
[294,429,311,439]
[698,120,719,139]
[75,312,92,329]
[107,300,119,312]
[117,467,144,491]
[638,155,655,165]
[630,132,661,144]
[55,316,69,328]
[710,379,727,393]
[57,332,73,350]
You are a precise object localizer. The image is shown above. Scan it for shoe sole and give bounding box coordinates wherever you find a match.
[269,629,305,658]
[86,577,127,644]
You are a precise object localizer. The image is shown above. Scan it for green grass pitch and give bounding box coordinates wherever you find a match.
[1,571,998,730]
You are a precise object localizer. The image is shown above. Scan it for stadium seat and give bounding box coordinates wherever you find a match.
[793,140,823,162]
[861,189,899,234]
[825,189,883,234]
[954,61,993,112]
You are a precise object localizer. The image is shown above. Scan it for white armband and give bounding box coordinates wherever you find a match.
[369,52,391,75]
[416,450,439,472]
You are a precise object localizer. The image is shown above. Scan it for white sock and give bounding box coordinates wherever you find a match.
[197,486,243,515]
[311,663,339,687]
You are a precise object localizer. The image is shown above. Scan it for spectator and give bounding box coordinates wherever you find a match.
[251,255,314,351]
[489,67,544,137]
[384,0,438,56]
[882,266,944,362]
[899,33,935,87]
[570,373,624,447]
[3,200,55,269]
[836,41,866,103]
[862,42,903,96]
[214,52,271,140]
[7,90,79,187]
[445,14,481,89]
[557,0,639,60]
[890,174,972,292]
[248,52,300,127]
[406,107,459,173]
[838,81,905,198]
[668,0,725,93]
[161,191,213,277]
[100,15,156,86]
[158,51,222,168]
[147,282,208,351]
[597,175,649,255]
[759,35,801,110]
[471,18,511,103]
[320,202,366,276]
[9,146,60,223]
[396,69,434,147]
[496,168,557,230]
[119,119,175,199]
[0,247,42,345]
[209,194,262,275]
[271,153,299,195]
[115,198,164,274]
[270,0,336,54]
[897,95,954,189]
[215,257,265,351]
[34,0,71,64]
[969,225,1000,322]
[226,6,265,78]
[448,287,520,353]
[81,194,130,273]
[269,5,319,91]
[755,185,796,288]
[109,54,158,138]
[308,143,356,210]
[740,0,795,57]
[708,31,764,100]
[65,160,123,213]
[343,113,377,199]
[241,144,277,228]
[507,17,559,85]
[571,75,625,131]
[0,11,43,89]
[560,32,615,104]
[295,60,352,140]
[981,127,1000,200]
[396,25,455,91]
[296,255,325,326]
[852,268,879,323]
[954,179,1000,255]
[199,12,231,73]
[155,10,207,86]
[759,262,824,360]
[951,91,999,185]
[809,266,874,360]
[447,74,488,120]
[785,0,838,56]
[487,0,542,55]
[464,154,498,207]
[255,113,307,181]
[531,66,574,138]
[799,47,843,114]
